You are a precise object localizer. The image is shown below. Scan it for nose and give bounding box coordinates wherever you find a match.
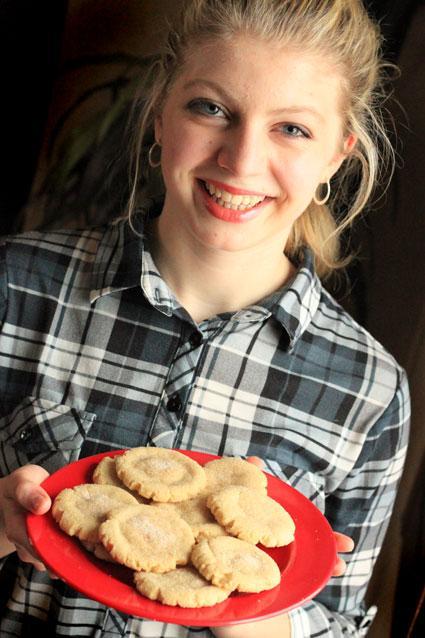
[217,123,266,177]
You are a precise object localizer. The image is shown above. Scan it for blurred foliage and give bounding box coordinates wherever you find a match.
[19,53,155,230]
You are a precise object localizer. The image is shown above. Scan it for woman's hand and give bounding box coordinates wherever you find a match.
[0,464,51,570]
[333,531,355,576]
[246,456,354,577]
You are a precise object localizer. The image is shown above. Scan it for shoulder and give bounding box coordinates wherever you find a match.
[0,218,129,285]
[1,224,107,269]
[0,219,134,322]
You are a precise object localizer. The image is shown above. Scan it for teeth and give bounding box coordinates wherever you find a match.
[204,181,265,210]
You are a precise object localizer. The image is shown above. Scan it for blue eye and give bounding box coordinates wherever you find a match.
[281,124,309,138]
[188,99,226,118]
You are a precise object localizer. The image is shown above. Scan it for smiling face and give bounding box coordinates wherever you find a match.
[154,35,354,258]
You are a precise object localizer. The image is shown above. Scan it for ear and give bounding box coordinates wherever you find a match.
[154,115,163,144]
[324,133,358,181]
[343,132,357,155]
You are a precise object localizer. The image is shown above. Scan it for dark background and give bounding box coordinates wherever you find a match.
[0,0,420,236]
[0,0,67,235]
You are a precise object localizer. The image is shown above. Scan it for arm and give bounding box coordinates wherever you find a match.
[213,369,410,637]
[213,613,292,638]
[285,368,410,636]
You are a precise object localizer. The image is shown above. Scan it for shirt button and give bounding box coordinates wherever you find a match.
[189,331,203,347]
[19,429,31,441]
[166,393,182,412]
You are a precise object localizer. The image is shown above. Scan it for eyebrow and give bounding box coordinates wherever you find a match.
[270,106,324,123]
[183,79,233,102]
[182,79,324,121]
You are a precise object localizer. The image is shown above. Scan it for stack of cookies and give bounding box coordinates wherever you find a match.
[52,447,295,608]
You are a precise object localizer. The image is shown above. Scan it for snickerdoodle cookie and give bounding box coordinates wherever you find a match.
[92,455,124,487]
[133,566,231,607]
[207,485,295,547]
[152,495,227,540]
[92,455,147,502]
[98,504,195,572]
[191,536,281,592]
[52,483,139,543]
[204,457,267,493]
[115,447,207,502]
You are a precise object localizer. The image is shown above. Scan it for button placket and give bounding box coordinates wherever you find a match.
[189,330,203,348]
[149,325,206,446]
[166,393,182,413]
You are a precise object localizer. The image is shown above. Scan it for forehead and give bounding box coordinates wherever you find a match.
[173,35,344,117]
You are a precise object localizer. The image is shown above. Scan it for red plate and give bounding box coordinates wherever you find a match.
[26,449,336,626]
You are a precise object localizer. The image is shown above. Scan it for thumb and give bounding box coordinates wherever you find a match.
[8,465,51,514]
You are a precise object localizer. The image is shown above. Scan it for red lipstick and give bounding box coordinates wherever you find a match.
[197,180,270,223]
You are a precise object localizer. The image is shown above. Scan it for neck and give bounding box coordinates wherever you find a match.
[148,219,295,323]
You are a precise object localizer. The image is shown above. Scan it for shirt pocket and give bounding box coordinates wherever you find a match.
[0,396,96,476]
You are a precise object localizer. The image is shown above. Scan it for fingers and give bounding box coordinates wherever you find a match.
[332,556,347,577]
[332,532,355,577]
[15,543,47,572]
[246,456,265,469]
[15,544,58,577]
[333,531,355,553]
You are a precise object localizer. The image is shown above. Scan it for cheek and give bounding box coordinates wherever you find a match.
[277,155,326,197]
[272,156,327,224]
[160,141,191,195]
[161,129,186,170]
[161,121,217,176]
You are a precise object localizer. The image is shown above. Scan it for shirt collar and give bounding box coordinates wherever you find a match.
[270,249,322,350]
[90,217,143,302]
[90,216,183,317]
[228,250,322,349]
[90,218,322,349]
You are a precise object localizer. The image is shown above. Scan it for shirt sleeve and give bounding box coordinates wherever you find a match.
[288,367,410,637]
[0,242,8,328]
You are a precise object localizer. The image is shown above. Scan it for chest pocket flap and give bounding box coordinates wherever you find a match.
[0,396,96,476]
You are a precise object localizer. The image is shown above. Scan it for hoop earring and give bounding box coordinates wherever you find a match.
[313,180,331,205]
[148,142,162,168]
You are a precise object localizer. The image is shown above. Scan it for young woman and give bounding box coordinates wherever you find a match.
[0,1,409,637]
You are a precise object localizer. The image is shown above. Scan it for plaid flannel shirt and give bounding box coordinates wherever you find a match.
[0,217,410,637]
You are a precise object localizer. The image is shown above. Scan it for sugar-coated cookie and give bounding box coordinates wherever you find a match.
[92,455,147,502]
[52,483,139,543]
[152,495,227,540]
[191,536,281,592]
[115,447,207,502]
[98,504,195,572]
[133,566,231,607]
[204,457,267,493]
[207,485,295,547]
[92,456,124,487]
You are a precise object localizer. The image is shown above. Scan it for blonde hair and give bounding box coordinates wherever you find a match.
[127,0,395,278]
